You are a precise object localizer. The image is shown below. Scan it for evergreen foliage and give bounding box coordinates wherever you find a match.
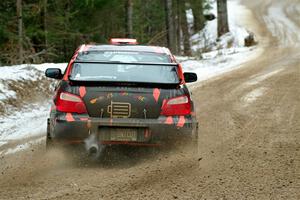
[0,0,208,65]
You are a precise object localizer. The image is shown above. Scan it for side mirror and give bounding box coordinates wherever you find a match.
[184,72,197,83]
[45,68,63,79]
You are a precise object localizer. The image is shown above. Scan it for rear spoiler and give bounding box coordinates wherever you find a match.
[72,61,178,66]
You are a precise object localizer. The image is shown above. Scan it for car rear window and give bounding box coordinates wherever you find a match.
[76,51,171,63]
[69,62,180,84]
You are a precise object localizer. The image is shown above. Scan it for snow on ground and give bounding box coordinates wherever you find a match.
[263,1,300,47]
[0,84,16,101]
[191,0,253,53]
[246,68,284,86]
[242,87,267,107]
[0,63,66,80]
[180,0,262,86]
[0,63,67,154]
[0,0,261,154]
[0,102,50,141]
[4,137,45,155]
[0,63,67,102]
[180,47,259,86]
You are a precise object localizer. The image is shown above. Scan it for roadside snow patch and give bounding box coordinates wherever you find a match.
[191,0,253,53]
[0,63,67,75]
[0,102,49,141]
[242,87,267,106]
[246,69,284,86]
[0,141,7,147]
[0,63,67,114]
[263,2,300,46]
[181,0,262,84]
[0,84,16,100]
[180,47,259,84]
[2,137,44,155]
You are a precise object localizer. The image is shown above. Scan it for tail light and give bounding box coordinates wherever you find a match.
[161,95,191,116]
[55,92,87,114]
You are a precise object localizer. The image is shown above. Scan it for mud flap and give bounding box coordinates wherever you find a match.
[191,123,199,154]
[46,118,54,149]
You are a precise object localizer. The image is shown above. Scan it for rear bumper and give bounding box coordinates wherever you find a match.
[49,113,198,145]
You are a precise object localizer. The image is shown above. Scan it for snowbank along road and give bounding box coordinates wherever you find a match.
[0,0,299,199]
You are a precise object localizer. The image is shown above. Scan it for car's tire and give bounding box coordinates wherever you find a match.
[166,127,198,151]
[190,126,199,153]
[46,134,54,150]
[46,119,54,150]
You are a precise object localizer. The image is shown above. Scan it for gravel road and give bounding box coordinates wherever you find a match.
[0,0,299,199]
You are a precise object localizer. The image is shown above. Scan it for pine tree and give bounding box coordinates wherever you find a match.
[0,0,210,64]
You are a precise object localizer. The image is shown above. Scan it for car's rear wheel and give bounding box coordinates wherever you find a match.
[191,126,199,153]
[46,136,54,149]
[46,120,54,150]
[181,126,199,151]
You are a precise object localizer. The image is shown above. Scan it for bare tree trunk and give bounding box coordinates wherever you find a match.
[165,0,176,53]
[190,0,205,33]
[44,0,48,50]
[63,1,70,59]
[175,0,181,55]
[180,0,192,56]
[125,0,133,38]
[217,0,229,37]
[17,0,23,64]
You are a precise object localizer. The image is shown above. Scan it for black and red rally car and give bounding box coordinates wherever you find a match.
[45,39,199,155]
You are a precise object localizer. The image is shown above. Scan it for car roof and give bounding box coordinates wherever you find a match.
[79,44,172,55]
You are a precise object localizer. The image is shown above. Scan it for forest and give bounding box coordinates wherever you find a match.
[0,0,228,65]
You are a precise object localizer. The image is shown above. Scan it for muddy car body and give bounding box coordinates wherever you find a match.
[45,42,198,152]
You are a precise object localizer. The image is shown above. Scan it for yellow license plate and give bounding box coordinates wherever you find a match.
[110,128,138,141]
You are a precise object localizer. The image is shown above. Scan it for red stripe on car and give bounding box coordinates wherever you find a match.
[66,113,75,122]
[177,64,185,84]
[177,116,186,127]
[153,88,160,102]
[165,116,173,125]
[79,86,86,98]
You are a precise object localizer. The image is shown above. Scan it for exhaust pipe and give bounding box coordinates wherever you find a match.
[88,144,99,156]
[84,133,105,160]
[84,133,103,159]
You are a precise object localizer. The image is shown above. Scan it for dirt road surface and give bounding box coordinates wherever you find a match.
[0,0,299,199]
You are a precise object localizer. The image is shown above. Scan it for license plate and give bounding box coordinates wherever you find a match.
[105,128,138,141]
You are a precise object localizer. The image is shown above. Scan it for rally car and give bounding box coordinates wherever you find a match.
[45,39,198,156]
